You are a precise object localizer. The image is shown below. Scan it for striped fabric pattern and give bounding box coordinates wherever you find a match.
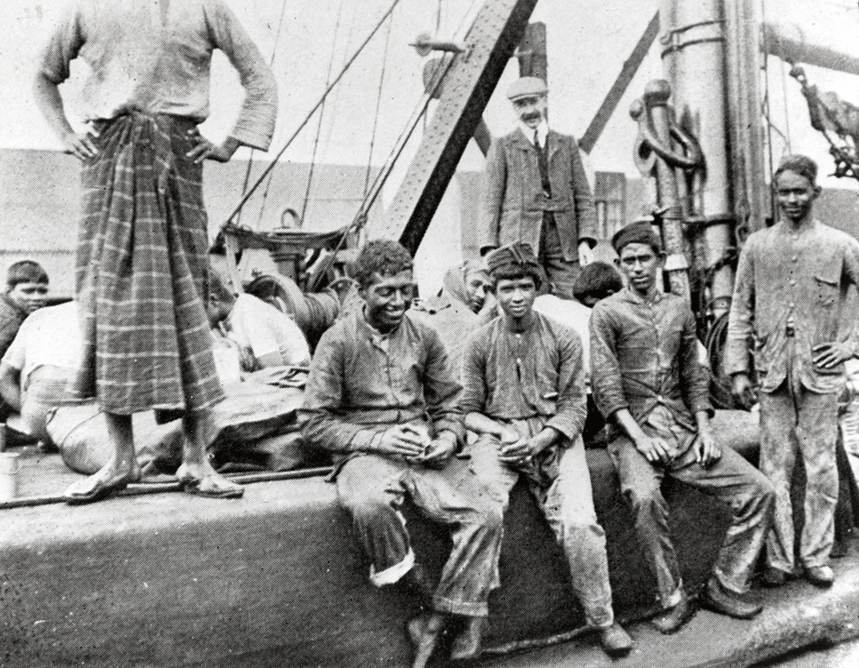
[71,111,224,417]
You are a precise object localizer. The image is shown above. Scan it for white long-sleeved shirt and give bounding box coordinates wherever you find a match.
[38,0,277,151]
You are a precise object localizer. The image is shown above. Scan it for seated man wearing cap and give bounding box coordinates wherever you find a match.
[462,243,632,657]
[479,76,597,299]
[590,222,775,633]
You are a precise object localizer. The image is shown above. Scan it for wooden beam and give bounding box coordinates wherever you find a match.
[379,0,540,255]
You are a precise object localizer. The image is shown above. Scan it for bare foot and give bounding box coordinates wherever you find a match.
[175,461,244,499]
[408,612,446,668]
[65,460,141,505]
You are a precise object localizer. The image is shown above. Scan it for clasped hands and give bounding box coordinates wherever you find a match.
[497,426,553,466]
[633,428,720,468]
[374,424,456,467]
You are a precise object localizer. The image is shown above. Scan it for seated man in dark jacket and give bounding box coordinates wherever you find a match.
[590,221,775,633]
[301,240,502,668]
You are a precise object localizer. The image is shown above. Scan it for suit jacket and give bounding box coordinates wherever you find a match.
[479,127,597,261]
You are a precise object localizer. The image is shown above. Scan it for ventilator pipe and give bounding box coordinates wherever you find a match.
[662,0,735,320]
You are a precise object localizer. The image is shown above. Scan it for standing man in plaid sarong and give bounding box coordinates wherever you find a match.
[33,0,277,503]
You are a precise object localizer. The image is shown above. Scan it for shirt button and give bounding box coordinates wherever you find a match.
[789,303,795,308]
[791,255,798,262]
[790,279,796,286]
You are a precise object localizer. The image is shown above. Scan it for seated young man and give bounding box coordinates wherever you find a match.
[0,300,79,443]
[461,243,632,657]
[300,240,503,668]
[207,272,311,372]
[0,261,49,420]
[590,221,775,633]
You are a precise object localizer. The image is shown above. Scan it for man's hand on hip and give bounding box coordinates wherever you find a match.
[186,132,240,164]
[813,341,854,369]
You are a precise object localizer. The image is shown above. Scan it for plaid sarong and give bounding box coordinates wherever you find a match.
[72,111,224,418]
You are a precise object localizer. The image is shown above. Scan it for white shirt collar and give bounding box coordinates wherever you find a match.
[518,119,549,146]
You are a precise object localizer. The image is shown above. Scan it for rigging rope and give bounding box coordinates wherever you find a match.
[364,8,396,197]
[236,0,290,227]
[221,0,404,229]
[300,0,348,225]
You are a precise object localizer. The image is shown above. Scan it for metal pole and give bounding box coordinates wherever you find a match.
[661,0,734,318]
[644,80,690,300]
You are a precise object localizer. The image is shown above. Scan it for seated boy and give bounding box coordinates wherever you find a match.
[461,243,632,657]
[0,261,49,419]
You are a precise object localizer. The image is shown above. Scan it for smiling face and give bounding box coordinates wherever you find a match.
[618,242,662,298]
[6,281,48,314]
[512,94,548,130]
[494,275,537,321]
[775,169,820,225]
[360,270,415,333]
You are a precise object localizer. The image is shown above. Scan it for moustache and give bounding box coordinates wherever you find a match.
[522,113,541,121]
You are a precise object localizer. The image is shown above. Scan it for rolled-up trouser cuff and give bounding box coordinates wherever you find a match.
[432,595,488,618]
[369,548,415,587]
[713,566,749,595]
[662,580,684,609]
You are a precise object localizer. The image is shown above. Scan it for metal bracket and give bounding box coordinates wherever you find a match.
[661,19,725,57]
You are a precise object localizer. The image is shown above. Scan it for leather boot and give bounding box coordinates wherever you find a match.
[699,577,763,619]
[599,622,633,657]
[651,589,696,634]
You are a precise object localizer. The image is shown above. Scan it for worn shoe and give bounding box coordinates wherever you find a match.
[651,590,696,634]
[449,616,486,661]
[804,565,835,588]
[761,567,788,588]
[599,622,633,657]
[699,577,763,619]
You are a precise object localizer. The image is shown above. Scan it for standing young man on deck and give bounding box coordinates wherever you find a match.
[33,0,277,502]
[590,221,775,633]
[461,243,632,657]
[727,155,859,588]
[301,240,503,668]
[479,76,598,299]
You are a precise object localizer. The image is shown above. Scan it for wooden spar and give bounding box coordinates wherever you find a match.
[763,19,859,76]
[379,0,540,255]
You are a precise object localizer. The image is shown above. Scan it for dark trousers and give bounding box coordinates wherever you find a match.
[539,212,579,300]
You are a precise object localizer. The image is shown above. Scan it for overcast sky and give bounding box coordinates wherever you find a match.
[1,0,857,187]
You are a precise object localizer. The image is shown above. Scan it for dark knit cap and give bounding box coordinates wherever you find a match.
[486,242,541,275]
[611,221,663,254]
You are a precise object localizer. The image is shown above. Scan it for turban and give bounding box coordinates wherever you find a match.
[487,243,541,276]
[611,221,663,254]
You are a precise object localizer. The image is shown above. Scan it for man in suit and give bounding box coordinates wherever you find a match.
[479,77,598,299]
